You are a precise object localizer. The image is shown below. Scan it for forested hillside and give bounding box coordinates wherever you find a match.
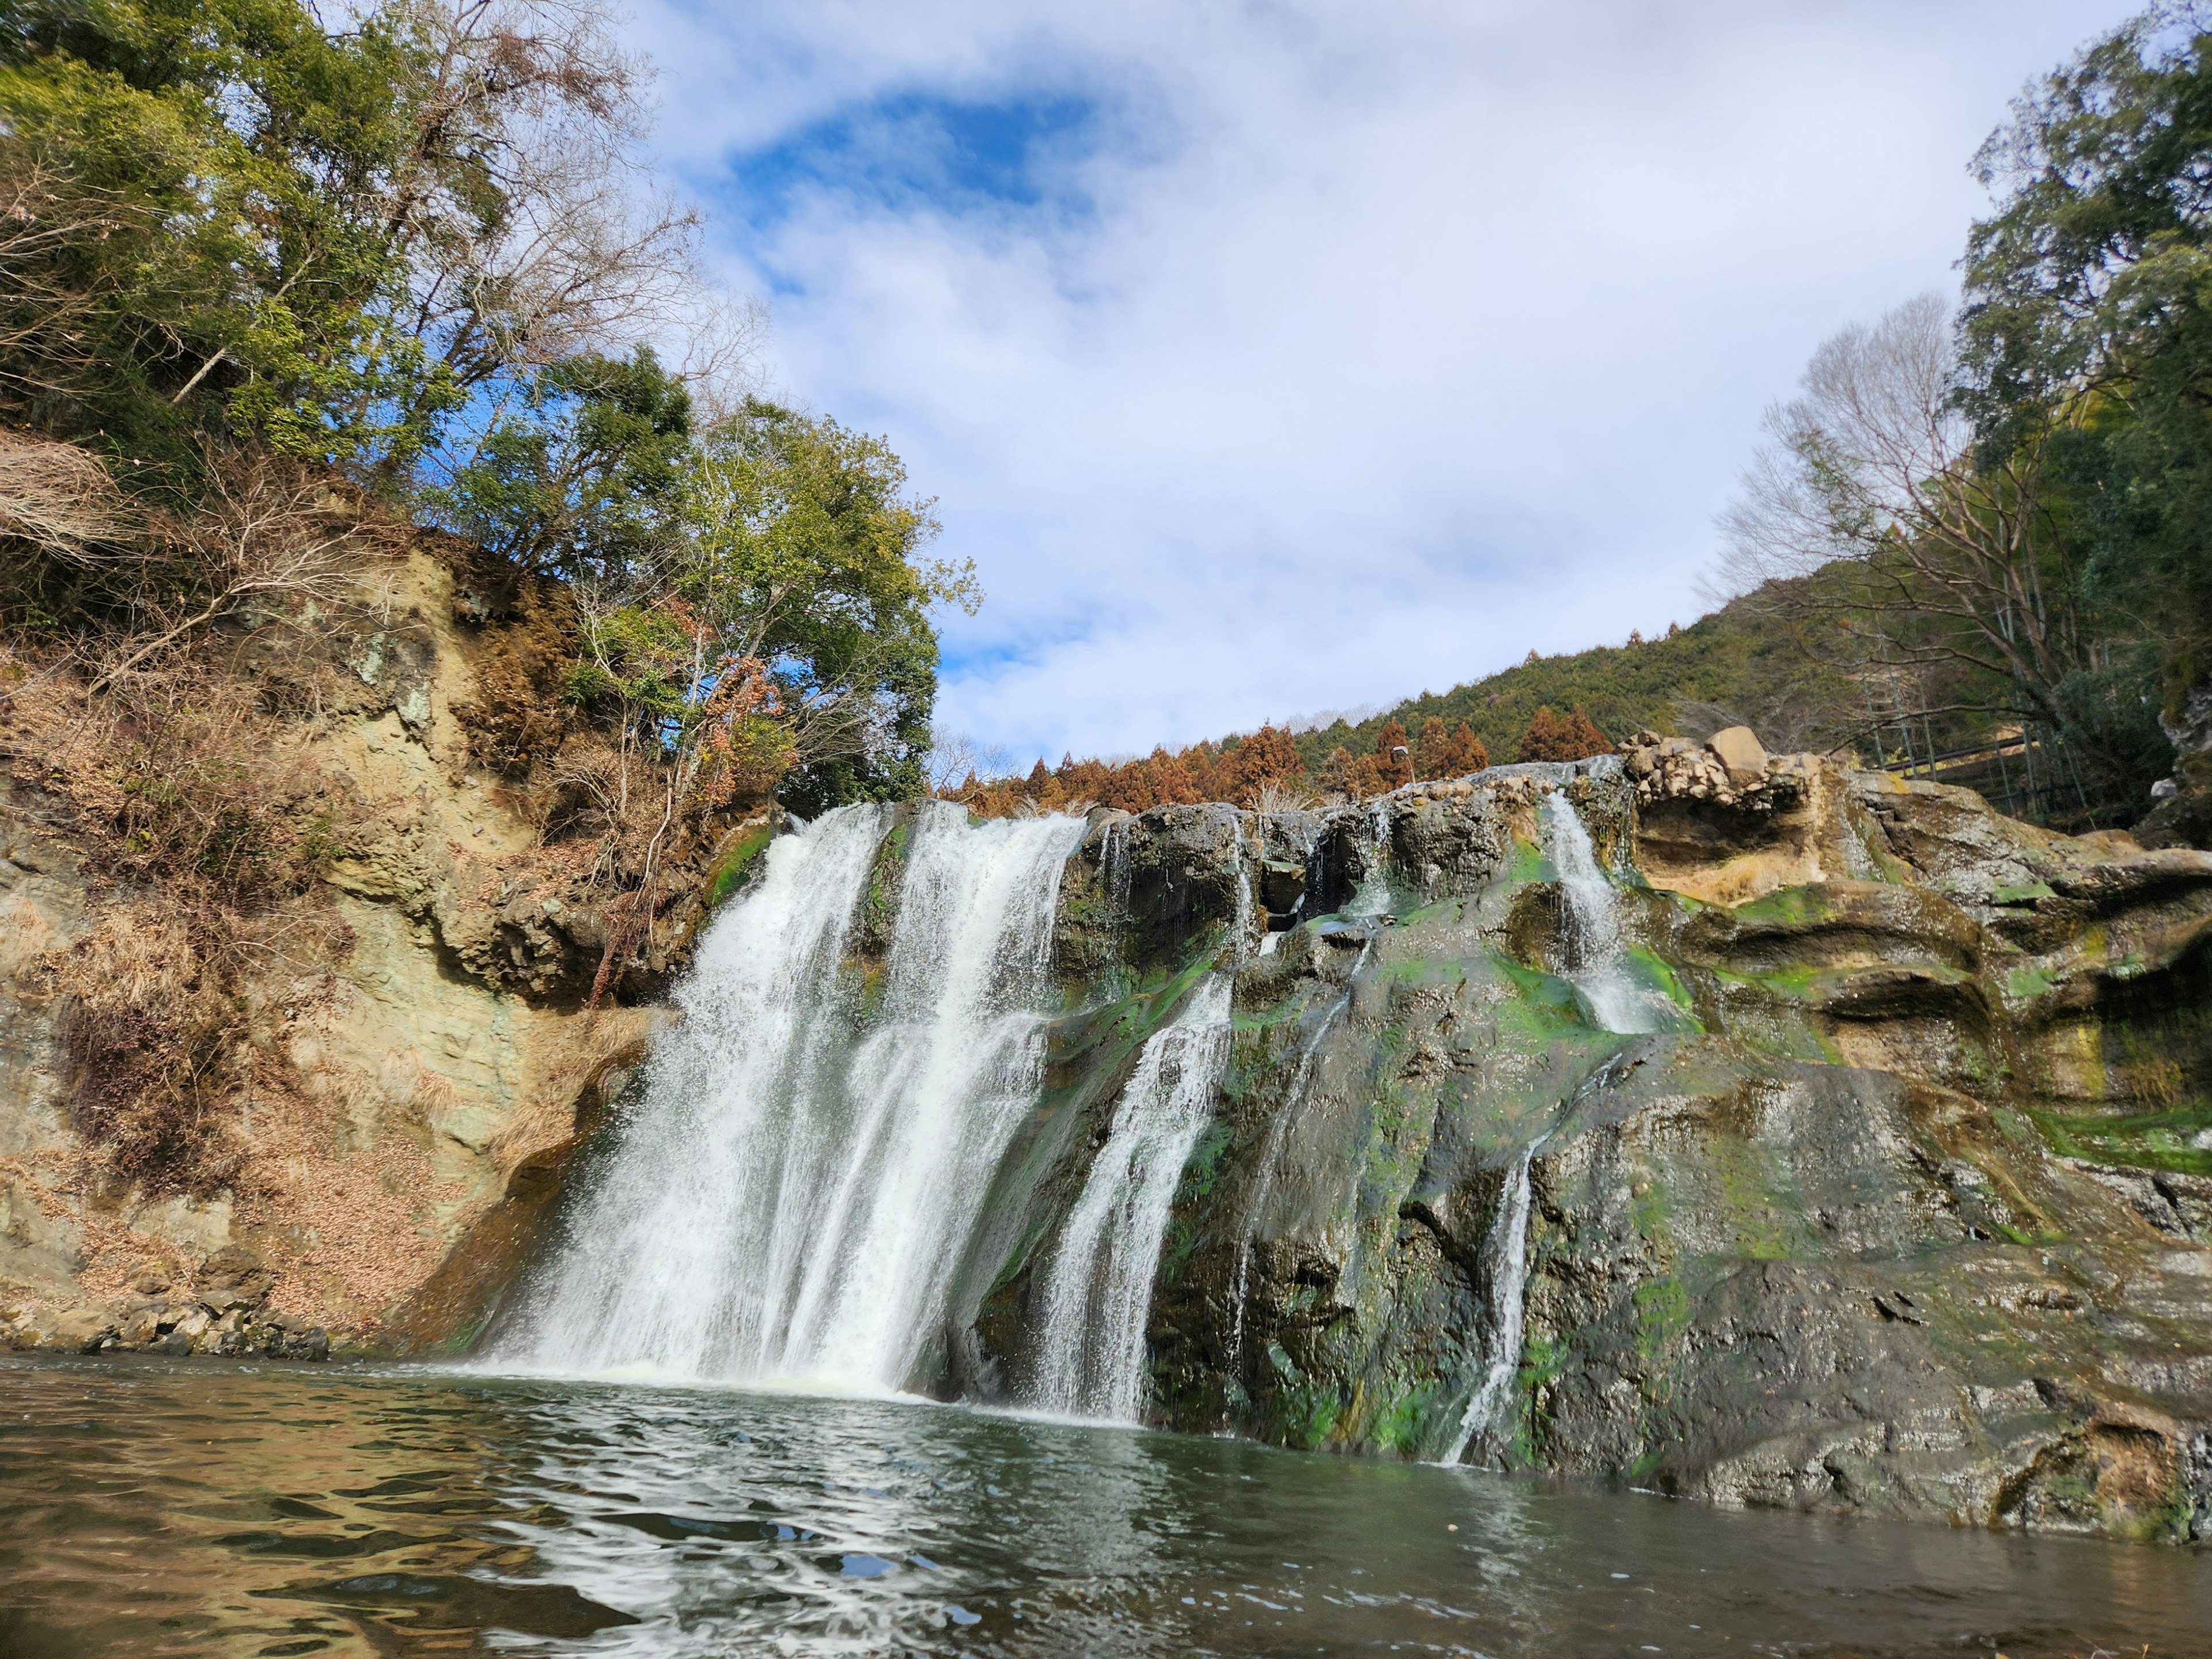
[1282,584,1861,778]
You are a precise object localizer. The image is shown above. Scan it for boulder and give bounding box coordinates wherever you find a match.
[118,1308,161,1347]
[194,1244,275,1312]
[51,1305,117,1353]
[127,1260,173,1298]
[267,1323,331,1362]
[1705,725,1769,787]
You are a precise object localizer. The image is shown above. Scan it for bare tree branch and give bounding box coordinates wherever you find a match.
[1709,293,2090,733]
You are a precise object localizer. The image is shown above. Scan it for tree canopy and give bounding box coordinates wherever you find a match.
[0,0,965,824]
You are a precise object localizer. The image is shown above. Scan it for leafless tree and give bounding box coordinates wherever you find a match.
[924,728,1014,796]
[374,0,752,432]
[89,454,401,692]
[1709,293,2092,732]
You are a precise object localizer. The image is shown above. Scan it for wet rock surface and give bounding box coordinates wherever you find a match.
[963,751,2212,1543]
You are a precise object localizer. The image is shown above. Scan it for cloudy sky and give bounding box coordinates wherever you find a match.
[629,0,2139,764]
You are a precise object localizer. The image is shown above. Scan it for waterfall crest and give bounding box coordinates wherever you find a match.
[1539,791,1665,1036]
[1030,975,1233,1421]
[499,801,1088,1391]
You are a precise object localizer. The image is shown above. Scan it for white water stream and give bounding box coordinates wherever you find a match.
[501,801,1087,1391]
[1539,790,1666,1037]
[1030,975,1233,1421]
[1444,789,1658,1463]
[1438,1139,1543,1465]
[497,778,1646,1468]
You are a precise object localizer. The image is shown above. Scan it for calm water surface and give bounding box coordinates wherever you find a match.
[2,1357,2206,1657]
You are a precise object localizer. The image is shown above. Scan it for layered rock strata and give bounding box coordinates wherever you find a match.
[956,741,2212,1543]
[0,547,765,1355]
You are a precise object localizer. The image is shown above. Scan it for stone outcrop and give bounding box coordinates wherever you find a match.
[955,748,2212,1543]
[0,545,734,1356]
[2139,677,2212,850]
[9,645,2211,1544]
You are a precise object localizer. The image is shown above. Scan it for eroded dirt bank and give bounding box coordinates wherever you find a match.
[0,544,767,1357]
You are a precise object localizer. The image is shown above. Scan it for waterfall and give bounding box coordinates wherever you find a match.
[1438,1138,1543,1465]
[1100,817,1133,919]
[1227,971,1361,1370]
[1538,790,1664,1036]
[1230,817,1255,959]
[1346,797,1393,917]
[499,801,1088,1391]
[1029,975,1233,1421]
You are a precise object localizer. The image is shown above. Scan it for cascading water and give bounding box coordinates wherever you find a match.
[498,801,1088,1391]
[1345,798,1395,917]
[1100,818,1133,919]
[1440,786,1656,1462]
[1230,818,1255,960]
[1029,975,1233,1421]
[1227,968,1362,1369]
[1438,1138,1543,1465]
[1539,790,1665,1036]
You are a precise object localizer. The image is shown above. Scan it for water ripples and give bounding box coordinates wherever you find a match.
[3,1357,2205,1657]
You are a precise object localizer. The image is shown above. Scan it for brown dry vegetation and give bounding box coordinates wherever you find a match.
[0,452,702,1168]
[953,711,1498,818]
[3,634,372,1194]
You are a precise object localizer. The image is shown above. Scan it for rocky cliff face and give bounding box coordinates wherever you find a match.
[957,744,2212,1544]
[0,546,765,1357]
[7,665,2209,1544]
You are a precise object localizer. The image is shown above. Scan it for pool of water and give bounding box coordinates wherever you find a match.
[1,1356,2205,1657]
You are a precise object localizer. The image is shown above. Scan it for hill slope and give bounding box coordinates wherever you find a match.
[1286,586,1863,772]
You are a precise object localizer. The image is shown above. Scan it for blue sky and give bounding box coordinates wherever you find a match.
[628,0,2142,765]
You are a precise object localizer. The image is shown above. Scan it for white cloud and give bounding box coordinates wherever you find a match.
[631,0,2141,763]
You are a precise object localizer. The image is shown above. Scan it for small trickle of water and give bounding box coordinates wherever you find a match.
[1031,976,1233,1421]
[1100,817,1134,918]
[1538,791,1664,1035]
[1345,798,1394,918]
[1439,1138,1543,1465]
[1228,975,1360,1371]
[1230,817,1255,959]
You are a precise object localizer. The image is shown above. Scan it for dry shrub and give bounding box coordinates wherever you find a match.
[693,659,794,810]
[0,429,134,559]
[3,634,370,911]
[48,904,244,1195]
[541,741,624,842]
[438,541,582,772]
[85,448,402,691]
[4,624,366,1196]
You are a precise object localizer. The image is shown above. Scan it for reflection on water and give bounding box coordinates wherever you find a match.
[1,1356,2205,1657]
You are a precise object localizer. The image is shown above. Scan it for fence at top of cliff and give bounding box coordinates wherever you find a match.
[1870,724,2119,831]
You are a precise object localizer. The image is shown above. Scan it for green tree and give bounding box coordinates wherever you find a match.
[568,399,975,815]
[0,0,705,480]
[420,348,693,582]
[1961,2,2212,730]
